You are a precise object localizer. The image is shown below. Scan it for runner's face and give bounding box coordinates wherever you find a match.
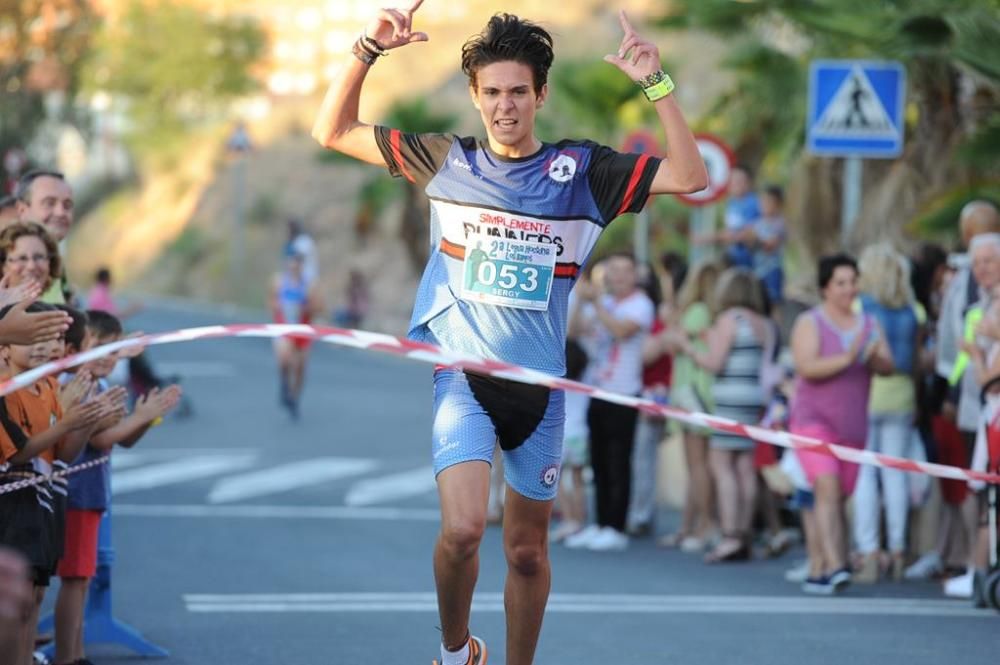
[821,265,858,311]
[17,176,74,241]
[471,61,546,158]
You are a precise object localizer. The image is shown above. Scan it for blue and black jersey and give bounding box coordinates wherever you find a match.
[375,127,661,376]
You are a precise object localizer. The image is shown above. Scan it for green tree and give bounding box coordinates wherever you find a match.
[83,0,265,155]
[658,0,1000,256]
[0,0,97,159]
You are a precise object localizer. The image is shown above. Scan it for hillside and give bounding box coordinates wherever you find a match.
[65,0,728,334]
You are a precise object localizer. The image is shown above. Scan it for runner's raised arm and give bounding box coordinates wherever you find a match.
[311,0,428,165]
[604,11,707,195]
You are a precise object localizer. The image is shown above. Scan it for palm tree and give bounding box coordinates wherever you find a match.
[657,0,1000,260]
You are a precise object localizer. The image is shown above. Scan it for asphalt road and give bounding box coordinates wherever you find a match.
[39,301,999,664]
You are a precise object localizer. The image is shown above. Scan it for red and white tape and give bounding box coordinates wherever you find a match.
[0,456,108,496]
[0,323,997,494]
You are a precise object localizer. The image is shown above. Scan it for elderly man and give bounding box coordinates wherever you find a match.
[921,205,1000,598]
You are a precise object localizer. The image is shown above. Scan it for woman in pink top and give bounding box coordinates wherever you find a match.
[790,254,893,594]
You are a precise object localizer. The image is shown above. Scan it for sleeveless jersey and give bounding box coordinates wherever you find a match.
[374,127,661,376]
[275,273,309,324]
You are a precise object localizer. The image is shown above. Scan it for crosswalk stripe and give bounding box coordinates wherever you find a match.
[112,455,257,495]
[207,458,378,503]
[110,454,150,470]
[155,361,237,378]
[343,466,436,506]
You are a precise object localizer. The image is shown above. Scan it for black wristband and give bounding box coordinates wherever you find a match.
[352,39,377,66]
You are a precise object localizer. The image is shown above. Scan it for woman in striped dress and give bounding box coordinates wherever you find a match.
[677,268,770,562]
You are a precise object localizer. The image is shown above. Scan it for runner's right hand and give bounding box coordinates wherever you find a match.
[365,0,429,50]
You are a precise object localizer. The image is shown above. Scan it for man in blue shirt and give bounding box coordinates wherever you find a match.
[312,3,706,663]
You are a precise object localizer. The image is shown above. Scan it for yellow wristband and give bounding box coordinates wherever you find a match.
[151,416,163,427]
[643,76,675,102]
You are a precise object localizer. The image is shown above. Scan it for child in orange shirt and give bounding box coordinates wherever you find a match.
[53,309,181,665]
[0,302,113,665]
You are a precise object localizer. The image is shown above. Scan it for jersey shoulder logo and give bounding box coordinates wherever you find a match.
[547,154,577,183]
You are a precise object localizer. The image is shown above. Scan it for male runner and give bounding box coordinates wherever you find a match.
[312,4,706,664]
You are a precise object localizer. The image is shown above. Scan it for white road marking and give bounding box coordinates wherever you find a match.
[111,455,257,495]
[207,458,378,503]
[343,466,436,506]
[182,592,992,618]
[154,361,238,378]
[114,503,441,521]
[110,454,150,470]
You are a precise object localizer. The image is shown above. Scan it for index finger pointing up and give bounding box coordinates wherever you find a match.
[619,9,634,34]
[408,0,425,12]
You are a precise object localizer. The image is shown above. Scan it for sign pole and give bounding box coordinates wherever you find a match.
[841,156,862,248]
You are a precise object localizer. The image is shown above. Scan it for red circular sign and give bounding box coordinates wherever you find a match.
[675,133,736,207]
[620,130,661,157]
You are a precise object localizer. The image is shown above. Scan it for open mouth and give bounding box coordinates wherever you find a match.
[494,119,517,129]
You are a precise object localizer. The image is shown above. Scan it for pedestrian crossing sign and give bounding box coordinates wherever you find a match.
[807,60,906,158]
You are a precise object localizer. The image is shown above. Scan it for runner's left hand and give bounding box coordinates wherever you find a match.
[603,10,661,81]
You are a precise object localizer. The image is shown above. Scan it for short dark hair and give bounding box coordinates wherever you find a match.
[763,185,784,204]
[461,13,554,94]
[14,169,66,205]
[55,305,89,351]
[26,302,56,314]
[817,253,858,291]
[85,309,122,340]
[95,267,111,285]
[0,195,16,212]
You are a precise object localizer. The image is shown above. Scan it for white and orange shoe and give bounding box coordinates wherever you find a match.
[432,635,487,665]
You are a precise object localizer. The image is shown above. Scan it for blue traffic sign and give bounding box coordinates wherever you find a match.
[806,60,906,158]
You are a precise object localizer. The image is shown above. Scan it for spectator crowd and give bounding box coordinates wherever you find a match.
[0,170,182,665]
[1,166,998,665]
[549,177,1000,606]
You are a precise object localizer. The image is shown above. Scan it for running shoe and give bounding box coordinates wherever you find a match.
[432,635,487,665]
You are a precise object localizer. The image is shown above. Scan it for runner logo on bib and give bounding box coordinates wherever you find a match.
[461,233,556,311]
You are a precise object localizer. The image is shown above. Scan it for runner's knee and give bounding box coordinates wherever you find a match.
[504,540,546,576]
[439,520,486,560]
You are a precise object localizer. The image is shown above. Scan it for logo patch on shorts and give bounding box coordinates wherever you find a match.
[540,464,559,488]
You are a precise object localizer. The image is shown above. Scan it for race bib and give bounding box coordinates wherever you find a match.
[461,233,556,311]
